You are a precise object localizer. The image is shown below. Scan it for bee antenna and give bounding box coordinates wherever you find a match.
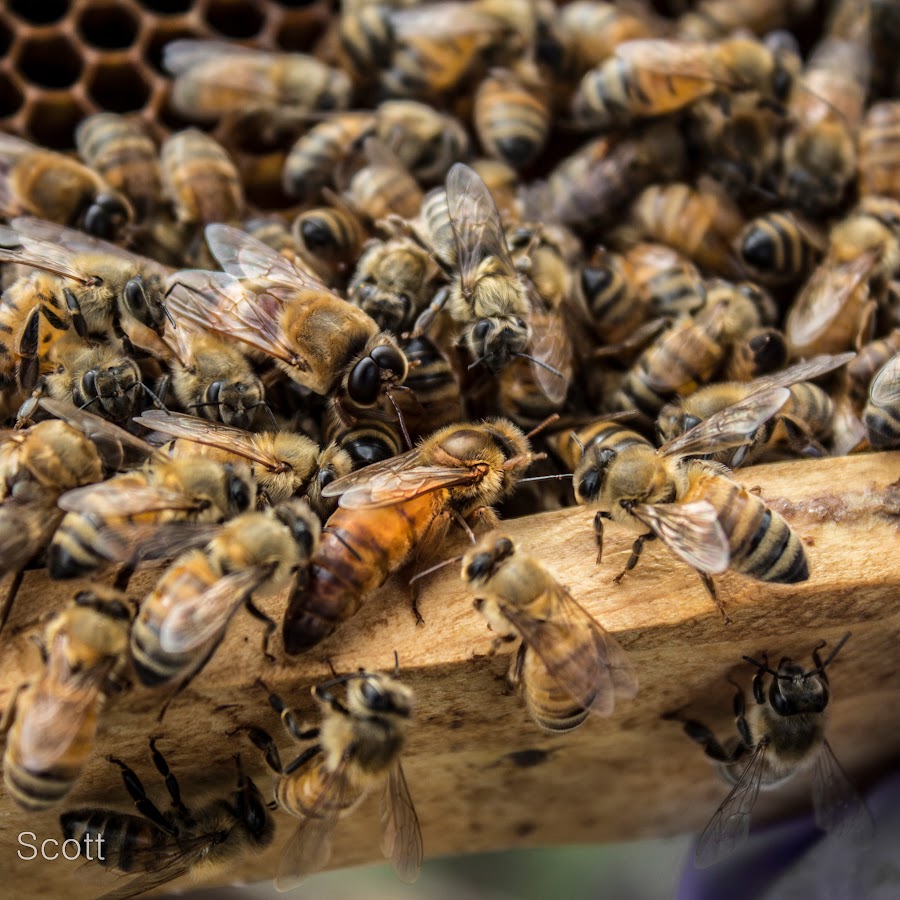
[741,654,780,678]
[409,554,464,584]
[502,451,547,470]
[249,400,278,431]
[392,650,400,676]
[804,632,852,678]
[161,304,177,329]
[386,389,413,451]
[525,413,560,439]
[514,353,564,379]
[137,381,169,412]
[570,430,586,457]
[467,356,486,371]
[518,473,574,483]
[79,395,102,411]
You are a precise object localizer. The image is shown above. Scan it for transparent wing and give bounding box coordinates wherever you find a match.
[812,740,875,842]
[0,224,97,284]
[446,163,517,292]
[134,411,281,471]
[694,740,769,869]
[91,521,221,564]
[162,39,267,74]
[528,309,572,405]
[633,500,731,574]
[501,581,638,715]
[380,761,423,883]
[869,354,899,406]
[159,568,267,653]
[659,387,791,459]
[57,481,201,517]
[391,3,504,38]
[750,352,857,392]
[320,448,422,496]
[165,270,302,365]
[337,466,478,509]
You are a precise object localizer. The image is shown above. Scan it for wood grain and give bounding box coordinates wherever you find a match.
[1,450,898,897]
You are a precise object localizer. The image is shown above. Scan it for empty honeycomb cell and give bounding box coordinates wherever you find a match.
[27,95,88,149]
[275,11,328,51]
[272,0,325,7]
[144,24,208,74]
[17,34,84,89]
[0,16,12,58]
[137,0,194,13]
[87,61,153,112]
[204,0,266,38]
[0,73,25,119]
[8,0,70,25]
[78,2,141,50]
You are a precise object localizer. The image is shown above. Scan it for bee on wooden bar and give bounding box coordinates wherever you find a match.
[863,351,900,449]
[463,531,638,731]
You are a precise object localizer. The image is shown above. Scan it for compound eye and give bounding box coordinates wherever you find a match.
[207,381,223,403]
[83,369,98,395]
[228,475,252,512]
[348,357,381,405]
[772,68,792,101]
[317,467,336,489]
[474,320,491,340]
[496,537,514,558]
[360,679,389,710]
[83,205,114,239]
[577,467,600,501]
[370,344,406,378]
[683,414,702,433]
[514,317,527,330]
[465,552,494,580]
[123,277,147,315]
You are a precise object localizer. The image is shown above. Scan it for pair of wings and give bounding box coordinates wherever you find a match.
[867,352,899,407]
[502,579,639,716]
[276,757,422,889]
[695,738,874,869]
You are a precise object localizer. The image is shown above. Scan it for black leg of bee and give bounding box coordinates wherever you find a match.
[17,309,41,391]
[698,572,732,625]
[811,639,829,681]
[614,532,655,583]
[263,689,319,745]
[112,563,135,592]
[313,685,351,717]
[107,756,178,837]
[148,738,194,824]
[507,641,526,692]
[63,288,89,339]
[781,416,826,459]
[752,667,767,705]
[243,598,277,663]
[593,512,612,564]
[0,570,24,634]
[284,744,322,776]
[682,720,744,764]
[244,726,285,775]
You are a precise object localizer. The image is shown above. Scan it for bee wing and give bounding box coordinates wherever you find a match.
[91,521,222,564]
[165,270,302,366]
[614,40,719,82]
[205,223,332,292]
[0,502,62,573]
[869,354,900,406]
[749,352,857,392]
[501,582,637,715]
[0,224,96,284]
[159,568,268,653]
[694,740,769,869]
[163,39,273,73]
[18,670,107,769]
[786,254,876,348]
[528,309,573,405]
[446,163,517,292]
[812,739,875,842]
[39,398,163,467]
[380,761,423,883]
[0,132,34,159]
[659,387,792,459]
[633,500,731,574]
[57,481,201,517]
[391,3,503,38]
[337,465,479,509]
[134,411,281,471]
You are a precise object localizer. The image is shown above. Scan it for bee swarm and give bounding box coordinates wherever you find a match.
[1,0,900,894]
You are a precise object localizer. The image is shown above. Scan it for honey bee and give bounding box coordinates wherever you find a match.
[282,114,375,202]
[863,351,900,450]
[463,532,638,731]
[0,134,132,240]
[571,394,809,622]
[572,36,798,131]
[780,17,871,216]
[245,668,421,886]
[165,224,407,402]
[344,138,424,224]
[736,211,825,285]
[283,418,539,652]
[128,500,320,689]
[474,65,551,170]
[75,113,163,221]
[677,0,815,40]
[323,406,406,471]
[859,101,900,201]
[844,328,900,407]
[626,181,746,278]
[62,742,274,894]
[721,327,787,382]
[161,129,244,227]
[785,197,900,358]
[656,354,855,467]
[243,214,298,259]
[396,334,464,442]
[469,158,520,219]
[136,410,352,518]
[292,198,368,287]
[48,454,255,580]
[348,235,442,333]
[164,40,351,123]
[2,588,131,810]
[0,218,172,391]
[613,282,765,422]
[674,634,871,868]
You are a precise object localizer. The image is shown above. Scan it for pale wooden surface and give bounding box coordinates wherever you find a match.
[0,451,898,897]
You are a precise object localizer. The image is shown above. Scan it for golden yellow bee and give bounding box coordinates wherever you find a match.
[2,588,131,810]
[677,0,814,40]
[292,198,368,287]
[863,351,900,449]
[859,100,900,201]
[736,211,825,285]
[245,668,421,886]
[463,531,638,731]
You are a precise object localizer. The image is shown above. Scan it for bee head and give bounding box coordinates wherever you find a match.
[123,276,169,333]
[347,341,408,407]
[275,500,321,559]
[230,756,275,847]
[463,533,515,584]
[203,378,267,431]
[83,191,131,240]
[467,316,530,373]
[347,672,414,721]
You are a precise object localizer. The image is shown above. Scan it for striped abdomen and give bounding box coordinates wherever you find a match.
[61,808,172,872]
[283,492,443,653]
[860,102,900,200]
[322,411,402,471]
[559,419,649,472]
[276,761,366,820]
[737,212,822,285]
[474,71,550,169]
[682,470,808,584]
[521,638,596,733]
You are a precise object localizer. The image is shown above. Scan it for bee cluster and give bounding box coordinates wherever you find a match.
[0,0,895,893]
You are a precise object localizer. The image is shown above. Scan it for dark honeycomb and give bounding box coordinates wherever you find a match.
[0,0,333,203]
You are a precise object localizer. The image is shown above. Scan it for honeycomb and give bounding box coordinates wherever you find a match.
[0,0,334,206]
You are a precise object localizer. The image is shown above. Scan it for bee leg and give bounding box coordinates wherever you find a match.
[698,572,731,625]
[412,285,450,337]
[15,378,47,429]
[243,726,285,774]
[148,737,194,825]
[507,642,526,691]
[682,720,744,764]
[264,688,320,745]
[243,597,277,663]
[594,512,612,564]
[781,415,826,458]
[63,288,89,340]
[0,569,24,634]
[16,308,41,391]
[284,743,323,776]
[408,510,453,625]
[107,756,178,836]
[613,532,655,583]
[112,563,135,592]
[752,662,767,705]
